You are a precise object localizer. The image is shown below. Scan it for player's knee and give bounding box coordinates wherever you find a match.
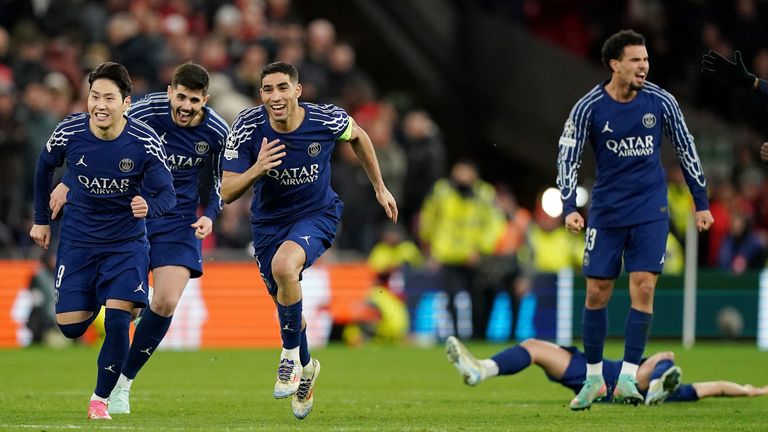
[271,260,300,284]
[58,321,91,339]
[151,295,179,317]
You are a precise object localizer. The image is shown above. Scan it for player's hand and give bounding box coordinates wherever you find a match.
[131,196,149,218]
[701,50,757,90]
[695,209,714,232]
[29,224,51,249]
[375,186,398,223]
[49,182,70,220]
[191,216,213,240]
[564,211,584,233]
[252,137,286,177]
[761,142,768,162]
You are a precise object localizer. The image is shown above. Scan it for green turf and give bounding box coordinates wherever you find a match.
[1,341,766,431]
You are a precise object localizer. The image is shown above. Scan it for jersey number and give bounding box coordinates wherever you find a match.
[55,265,66,288]
[585,228,597,251]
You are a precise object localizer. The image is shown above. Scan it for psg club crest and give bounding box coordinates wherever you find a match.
[583,251,590,267]
[308,142,322,157]
[195,141,210,155]
[119,158,135,173]
[642,113,656,128]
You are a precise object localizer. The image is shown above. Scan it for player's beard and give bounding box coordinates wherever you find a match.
[630,81,645,91]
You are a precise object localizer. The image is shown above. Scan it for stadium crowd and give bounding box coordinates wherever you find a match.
[1,0,768,278]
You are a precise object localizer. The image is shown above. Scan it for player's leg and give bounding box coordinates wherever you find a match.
[272,240,306,398]
[641,352,682,405]
[112,265,191,414]
[285,213,339,418]
[88,299,133,420]
[51,245,115,420]
[573,226,624,410]
[92,243,149,417]
[616,220,667,404]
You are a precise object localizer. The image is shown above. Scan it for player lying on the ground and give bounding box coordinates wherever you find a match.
[446,336,768,408]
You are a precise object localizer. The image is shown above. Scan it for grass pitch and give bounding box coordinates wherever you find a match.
[1,341,766,431]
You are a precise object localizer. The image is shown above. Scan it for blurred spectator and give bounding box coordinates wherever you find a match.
[523,201,583,275]
[366,116,407,207]
[368,222,424,285]
[26,246,58,344]
[399,110,447,231]
[667,165,694,246]
[474,185,531,339]
[331,142,380,255]
[215,198,253,250]
[717,207,767,274]
[706,181,737,267]
[418,159,505,339]
[0,82,26,231]
[106,12,164,93]
[326,41,372,103]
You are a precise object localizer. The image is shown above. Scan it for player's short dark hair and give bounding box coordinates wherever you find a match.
[260,62,299,86]
[88,61,132,99]
[171,63,210,94]
[601,30,645,70]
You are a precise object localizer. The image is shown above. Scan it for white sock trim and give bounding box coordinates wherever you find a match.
[479,359,499,379]
[116,374,133,389]
[586,362,603,377]
[90,393,109,404]
[281,347,300,360]
[620,361,639,377]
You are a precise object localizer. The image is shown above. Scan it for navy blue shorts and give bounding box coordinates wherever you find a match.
[666,383,699,402]
[54,238,150,313]
[551,346,621,401]
[582,219,669,278]
[147,214,203,278]
[251,202,342,295]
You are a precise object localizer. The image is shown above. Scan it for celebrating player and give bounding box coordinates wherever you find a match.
[556,30,714,410]
[49,63,229,414]
[221,61,397,419]
[30,62,176,420]
[446,336,768,405]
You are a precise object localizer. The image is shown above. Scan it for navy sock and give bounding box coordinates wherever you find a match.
[582,307,607,364]
[299,327,310,367]
[122,307,173,379]
[623,308,653,364]
[277,300,302,349]
[94,309,131,398]
[491,345,532,376]
[650,359,675,381]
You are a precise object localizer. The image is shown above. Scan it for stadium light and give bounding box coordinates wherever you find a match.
[541,187,562,218]
[576,186,589,207]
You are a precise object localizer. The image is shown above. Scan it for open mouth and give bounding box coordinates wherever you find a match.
[271,104,286,116]
[176,108,194,123]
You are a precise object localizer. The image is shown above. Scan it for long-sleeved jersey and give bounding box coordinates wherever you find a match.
[34,113,175,246]
[129,92,228,222]
[222,102,352,224]
[557,81,709,228]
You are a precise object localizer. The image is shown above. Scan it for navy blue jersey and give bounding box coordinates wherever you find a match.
[222,102,352,224]
[129,92,228,222]
[557,81,709,228]
[33,114,175,246]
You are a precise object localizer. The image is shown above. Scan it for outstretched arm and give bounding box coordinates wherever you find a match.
[701,50,759,91]
[345,117,398,223]
[692,381,768,399]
